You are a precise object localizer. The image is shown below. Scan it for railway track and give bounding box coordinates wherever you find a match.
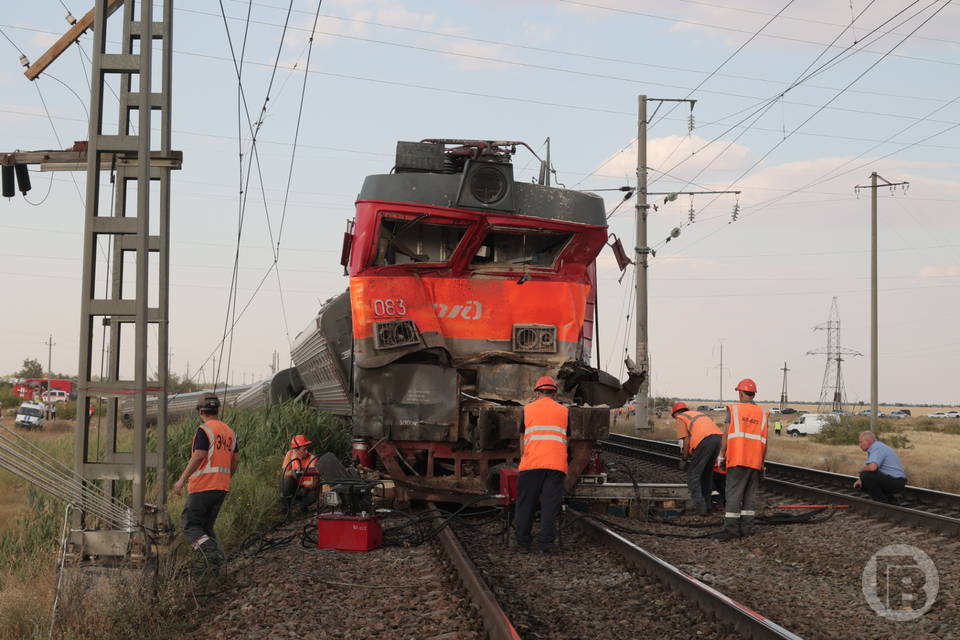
[604,433,960,536]
[446,507,801,639]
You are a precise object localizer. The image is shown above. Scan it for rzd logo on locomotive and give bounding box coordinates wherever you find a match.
[434,301,482,320]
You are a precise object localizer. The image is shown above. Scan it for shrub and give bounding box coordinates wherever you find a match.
[814,416,911,449]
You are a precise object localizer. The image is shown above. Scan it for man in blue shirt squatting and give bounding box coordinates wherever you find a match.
[853,430,907,504]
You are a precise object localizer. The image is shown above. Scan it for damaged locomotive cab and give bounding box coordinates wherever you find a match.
[290,139,638,501]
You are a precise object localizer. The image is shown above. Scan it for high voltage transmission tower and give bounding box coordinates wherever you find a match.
[807,297,861,413]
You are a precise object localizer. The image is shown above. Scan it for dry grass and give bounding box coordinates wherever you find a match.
[0,564,55,639]
[612,412,960,493]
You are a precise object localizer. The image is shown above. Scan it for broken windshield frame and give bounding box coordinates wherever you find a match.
[373,214,469,266]
[470,227,573,269]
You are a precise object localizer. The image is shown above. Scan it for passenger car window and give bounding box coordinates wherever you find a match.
[471,228,572,268]
[374,216,467,265]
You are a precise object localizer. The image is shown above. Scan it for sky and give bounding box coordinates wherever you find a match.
[0,0,958,406]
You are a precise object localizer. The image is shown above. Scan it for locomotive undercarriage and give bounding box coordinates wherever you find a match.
[352,352,637,500]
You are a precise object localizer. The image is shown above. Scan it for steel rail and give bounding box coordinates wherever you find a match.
[430,503,522,640]
[603,434,960,536]
[569,508,803,640]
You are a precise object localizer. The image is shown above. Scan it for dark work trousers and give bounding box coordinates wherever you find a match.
[859,470,907,503]
[686,434,721,514]
[181,489,227,547]
[281,477,318,512]
[515,468,565,551]
[724,466,760,536]
[712,471,727,508]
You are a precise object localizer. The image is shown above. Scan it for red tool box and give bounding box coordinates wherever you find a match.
[317,514,383,552]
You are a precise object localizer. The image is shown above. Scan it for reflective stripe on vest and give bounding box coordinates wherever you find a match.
[519,397,569,474]
[725,403,767,470]
[188,420,235,493]
[678,411,722,451]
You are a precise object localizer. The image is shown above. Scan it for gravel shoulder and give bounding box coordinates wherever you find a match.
[197,520,485,640]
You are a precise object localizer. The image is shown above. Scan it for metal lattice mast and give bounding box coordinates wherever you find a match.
[807,297,861,412]
[73,0,174,554]
[779,361,789,410]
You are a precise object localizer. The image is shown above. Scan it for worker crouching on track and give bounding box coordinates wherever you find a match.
[173,394,238,565]
[282,434,319,512]
[718,379,768,540]
[853,430,907,504]
[672,402,722,515]
[515,376,569,554]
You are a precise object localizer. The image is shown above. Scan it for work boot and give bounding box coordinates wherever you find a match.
[718,516,740,541]
[517,544,531,554]
[196,536,225,566]
[740,515,755,537]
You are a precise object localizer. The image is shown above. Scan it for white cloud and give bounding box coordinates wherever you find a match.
[595,134,752,180]
[919,266,960,278]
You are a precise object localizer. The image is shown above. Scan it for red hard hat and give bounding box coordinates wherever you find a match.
[735,378,757,394]
[534,376,558,392]
[671,401,688,415]
[290,434,312,449]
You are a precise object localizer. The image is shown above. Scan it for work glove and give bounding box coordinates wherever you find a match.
[716,456,726,472]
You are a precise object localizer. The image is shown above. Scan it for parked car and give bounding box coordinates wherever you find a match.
[787,413,839,437]
[928,412,948,418]
[41,389,69,403]
[696,405,711,412]
[857,409,871,416]
[889,410,910,419]
[15,401,46,430]
[711,405,726,412]
[769,407,782,415]
[780,407,797,414]
[946,411,960,419]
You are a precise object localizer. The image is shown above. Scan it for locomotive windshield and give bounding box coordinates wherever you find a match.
[471,228,572,268]
[374,215,468,265]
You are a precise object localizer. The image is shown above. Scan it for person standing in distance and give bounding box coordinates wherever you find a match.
[173,394,238,565]
[515,376,568,554]
[671,401,723,515]
[718,378,768,540]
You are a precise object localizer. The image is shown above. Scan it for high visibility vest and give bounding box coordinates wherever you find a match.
[675,411,722,451]
[725,403,767,470]
[519,396,569,474]
[283,451,319,489]
[188,419,236,493]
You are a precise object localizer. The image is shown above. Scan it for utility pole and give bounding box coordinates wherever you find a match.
[855,174,909,429]
[632,95,740,431]
[779,361,790,410]
[634,95,649,433]
[43,334,56,377]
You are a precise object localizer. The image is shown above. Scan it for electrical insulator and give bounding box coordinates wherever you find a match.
[731,202,741,222]
[688,206,695,223]
[65,11,77,25]
[687,112,695,133]
[14,163,31,195]
[19,54,29,68]
[2,165,15,198]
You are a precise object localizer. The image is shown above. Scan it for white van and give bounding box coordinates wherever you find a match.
[15,401,47,430]
[41,389,69,403]
[787,413,838,437]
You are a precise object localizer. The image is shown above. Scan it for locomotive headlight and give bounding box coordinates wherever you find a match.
[470,166,507,204]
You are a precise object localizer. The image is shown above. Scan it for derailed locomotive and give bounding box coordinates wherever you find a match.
[291,140,641,500]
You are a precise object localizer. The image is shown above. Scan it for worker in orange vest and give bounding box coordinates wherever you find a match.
[672,401,723,515]
[515,375,569,554]
[718,379,768,540]
[173,394,238,565]
[281,434,319,512]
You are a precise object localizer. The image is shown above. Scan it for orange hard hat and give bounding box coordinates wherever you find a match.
[735,378,757,394]
[534,376,558,392]
[290,434,312,449]
[671,401,688,416]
